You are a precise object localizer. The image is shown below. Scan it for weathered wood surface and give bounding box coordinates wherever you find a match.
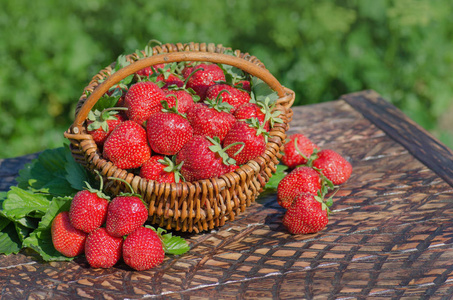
[1,90,453,299]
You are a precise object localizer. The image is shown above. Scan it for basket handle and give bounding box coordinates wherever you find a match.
[71,51,288,134]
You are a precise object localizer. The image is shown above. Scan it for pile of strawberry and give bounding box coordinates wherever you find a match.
[277,133,352,235]
[51,178,189,271]
[87,54,282,183]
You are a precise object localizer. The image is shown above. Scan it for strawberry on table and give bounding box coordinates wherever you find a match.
[69,182,110,233]
[85,227,123,268]
[312,149,352,185]
[283,193,329,235]
[51,211,87,258]
[124,81,166,125]
[122,227,165,271]
[222,120,267,165]
[103,120,151,170]
[105,192,149,238]
[277,166,322,209]
[281,133,319,169]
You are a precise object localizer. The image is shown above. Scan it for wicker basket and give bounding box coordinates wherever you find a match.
[64,42,295,233]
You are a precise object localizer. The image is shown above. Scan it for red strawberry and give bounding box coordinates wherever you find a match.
[103,120,151,169]
[106,194,148,238]
[312,149,352,185]
[124,81,166,125]
[135,63,166,78]
[146,105,193,155]
[87,110,125,146]
[281,133,319,169]
[283,193,329,234]
[51,211,87,257]
[277,166,321,209]
[233,103,268,131]
[122,227,165,271]
[186,99,236,142]
[185,63,226,100]
[205,83,251,113]
[85,227,123,268]
[222,120,267,165]
[139,155,183,183]
[235,80,251,92]
[69,183,110,233]
[162,89,196,114]
[176,135,235,182]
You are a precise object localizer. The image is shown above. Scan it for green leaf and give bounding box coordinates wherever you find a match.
[2,187,52,220]
[64,147,90,191]
[264,164,288,190]
[147,226,190,255]
[161,232,190,255]
[22,196,73,262]
[251,77,279,103]
[16,147,80,197]
[92,94,121,112]
[0,221,22,255]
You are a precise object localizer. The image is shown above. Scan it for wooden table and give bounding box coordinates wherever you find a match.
[1,90,453,299]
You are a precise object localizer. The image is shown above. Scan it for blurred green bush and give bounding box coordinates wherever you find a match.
[1,0,453,158]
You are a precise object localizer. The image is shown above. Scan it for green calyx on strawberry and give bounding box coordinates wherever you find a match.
[256,97,284,129]
[87,107,127,133]
[206,136,243,166]
[204,89,235,113]
[159,156,184,183]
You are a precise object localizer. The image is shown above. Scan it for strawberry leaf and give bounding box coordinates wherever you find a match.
[264,164,288,190]
[0,219,22,255]
[251,77,278,103]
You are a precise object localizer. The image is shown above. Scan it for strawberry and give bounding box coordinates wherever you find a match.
[135,63,166,78]
[222,120,267,165]
[124,81,166,125]
[103,120,151,169]
[185,63,226,100]
[51,211,87,257]
[176,135,235,182]
[85,227,123,268]
[122,227,165,271]
[283,193,329,235]
[162,89,196,114]
[146,102,193,155]
[186,98,236,142]
[281,133,319,169]
[87,110,125,146]
[277,166,321,209]
[105,193,148,238]
[69,182,110,233]
[139,155,183,183]
[233,103,268,131]
[235,80,251,92]
[312,149,352,185]
[205,83,251,113]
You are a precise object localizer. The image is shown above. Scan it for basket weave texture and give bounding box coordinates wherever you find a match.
[64,42,295,233]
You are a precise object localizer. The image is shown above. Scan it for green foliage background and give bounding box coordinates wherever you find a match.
[2,0,453,158]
